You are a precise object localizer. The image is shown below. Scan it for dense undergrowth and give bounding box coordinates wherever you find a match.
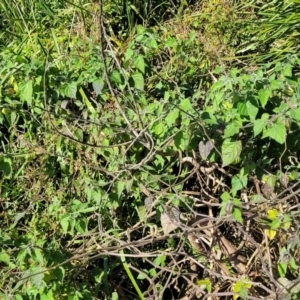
[0,0,300,299]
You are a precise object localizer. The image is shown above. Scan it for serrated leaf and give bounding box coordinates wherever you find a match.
[153,122,165,137]
[60,216,69,233]
[31,266,45,289]
[231,174,247,191]
[290,107,300,121]
[149,37,158,49]
[132,72,144,91]
[34,248,44,264]
[258,88,272,108]
[221,140,242,167]
[253,119,266,137]
[224,123,240,138]
[117,181,125,199]
[233,208,243,223]
[65,82,77,98]
[124,48,134,62]
[0,251,10,265]
[134,56,145,74]
[246,100,259,120]
[0,157,12,178]
[165,37,177,48]
[180,98,193,112]
[165,109,179,127]
[111,70,122,84]
[264,122,286,144]
[20,80,33,105]
[278,262,287,277]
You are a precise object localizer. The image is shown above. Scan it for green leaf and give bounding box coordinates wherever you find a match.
[31,266,45,289]
[231,174,248,191]
[60,216,69,233]
[20,80,33,105]
[290,107,300,121]
[117,181,125,199]
[253,113,269,137]
[221,191,231,202]
[179,98,193,112]
[173,131,185,151]
[65,82,77,98]
[149,37,158,49]
[224,123,240,138]
[132,72,144,91]
[153,122,165,137]
[264,122,286,144]
[111,292,119,300]
[278,262,287,277]
[111,70,123,84]
[258,88,272,108]
[246,100,259,120]
[134,56,146,74]
[233,207,243,223]
[0,251,10,265]
[221,139,242,167]
[165,109,179,127]
[34,248,44,264]
[124,48,134,62]
[0,157,12,178]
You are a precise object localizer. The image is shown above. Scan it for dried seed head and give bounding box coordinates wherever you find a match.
[225,202,234,215]
[261,183,274,199]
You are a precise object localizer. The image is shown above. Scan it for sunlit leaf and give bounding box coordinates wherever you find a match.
[221,139,242,167]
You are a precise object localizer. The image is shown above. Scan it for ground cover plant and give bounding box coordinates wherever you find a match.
[0,0,300,299]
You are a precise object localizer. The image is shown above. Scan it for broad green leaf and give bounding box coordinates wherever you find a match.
[0,251,10,265]
[111,70,122,84]
[0,157,12,178]
[31,266,45,289]
[20,80,33,105]
[34,248,44,264]
[180,98,193,112]
[290,107,300,121]
[60,216,69,233]
[149,37,158,49]
[124,48,134,62]
[264,122,286,144]
[258,88,272,108]
[278,262,287,277]
[165,109,179,127]
[253,113,269,137]
[221,192,231,202]
[134,56,146,74]
[117,181,125,199]
[165,37,177,48]
[173,131,186,151]
[153,122,165,137]
[224,124,240,138]
[246,100,259,120]
[132,72,144,91]
[221,139,242,167]
[231,174,247,191]
[65,82,77,99]
[233,207,243,223]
